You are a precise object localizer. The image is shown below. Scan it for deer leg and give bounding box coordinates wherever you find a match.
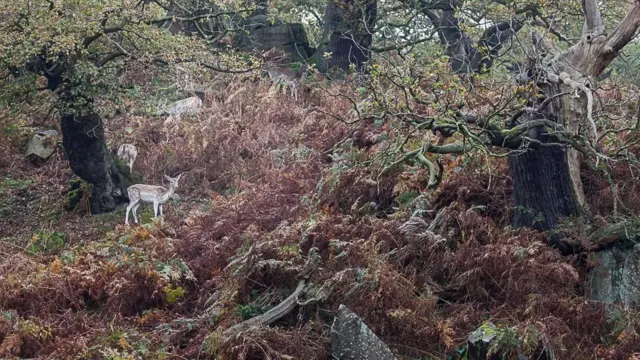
[132,203,140,224]
[125,202,133,225]
[153,201,159,218]
[159,204,163,217]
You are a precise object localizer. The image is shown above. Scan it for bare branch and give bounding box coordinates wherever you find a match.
[223,280,308,338]
[529,18,571,43]
[97,51,127,67]
[605,1,640,53]
[371,35,435,52]
[414,1,523,74]
[152,56,257,74]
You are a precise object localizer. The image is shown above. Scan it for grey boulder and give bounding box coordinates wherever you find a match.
[331,304,396,360]
[25,129,58,162]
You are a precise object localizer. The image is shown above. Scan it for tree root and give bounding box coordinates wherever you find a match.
[587,219,640,250]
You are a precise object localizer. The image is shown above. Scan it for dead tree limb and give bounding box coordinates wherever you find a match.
[222,280,309,338]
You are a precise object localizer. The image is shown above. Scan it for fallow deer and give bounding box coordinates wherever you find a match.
[125,174,182,225]
[163,94,204,141]
[265,62,308,102]
[117,143,138,174]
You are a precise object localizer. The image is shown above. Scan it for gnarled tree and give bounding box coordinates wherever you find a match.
[506,0,640,230]
[369,0,640,233]
[0,0,250,213]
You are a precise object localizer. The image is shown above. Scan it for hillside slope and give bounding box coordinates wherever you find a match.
[1,75,639,360]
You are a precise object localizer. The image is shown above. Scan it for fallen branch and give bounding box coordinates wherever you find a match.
[222,280,310,338]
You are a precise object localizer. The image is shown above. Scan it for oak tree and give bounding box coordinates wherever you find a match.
[0,0,248,213]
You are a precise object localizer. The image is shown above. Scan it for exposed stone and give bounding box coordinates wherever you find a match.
[25,129,58,162]
[589,243,640,308]
[167,96,203,117]
[467,322,500,360]
[234,21,314,62]
[331,304,396,360]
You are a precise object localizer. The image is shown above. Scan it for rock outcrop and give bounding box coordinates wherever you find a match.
[589,243,640,308]
[331,304,396,360]
[25,129,58,162]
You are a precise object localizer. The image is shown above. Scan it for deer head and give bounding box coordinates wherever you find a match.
[165,174,182,188]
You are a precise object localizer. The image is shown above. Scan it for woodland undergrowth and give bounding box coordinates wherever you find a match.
[0,69,639,360]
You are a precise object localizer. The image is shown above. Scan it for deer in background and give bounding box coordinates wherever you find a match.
[263,57,308,102]
[260,48,309,102]
[125,174,182,225]
[162,92,205,142]
[117,143,138,174]
[163,95,203,126]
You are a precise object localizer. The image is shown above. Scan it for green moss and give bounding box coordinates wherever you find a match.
[395,190,420,208]
[2,123,21,136]
[233,289,272,320]
[114,157,143,186]
[163,285,186,304]
[64,178,92,211]
[234,302,269,320]
[28,231,66,254]
[0,199,13,219]
[0,177,35,194]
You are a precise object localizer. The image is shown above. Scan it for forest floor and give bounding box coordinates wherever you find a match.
[1,75,639,360]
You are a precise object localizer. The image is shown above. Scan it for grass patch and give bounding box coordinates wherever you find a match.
[28,231,66,254]
[0,177,35,194]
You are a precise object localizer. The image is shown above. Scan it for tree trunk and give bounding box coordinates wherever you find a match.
[26,55,133,214]
[511,0,640,231]
[508,70,589,230]
[322,0,377,73]
[419,0,640,233]
[508,141,583,230]
[61,111,131,213]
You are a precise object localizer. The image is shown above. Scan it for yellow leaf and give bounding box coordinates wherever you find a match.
[118,336,130,350]
[49,257,62,274]
[437,320,455,349]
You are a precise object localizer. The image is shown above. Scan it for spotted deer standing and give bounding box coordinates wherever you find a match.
[117,143,138,174]
[125,174,182,225]
[265,62,308,102]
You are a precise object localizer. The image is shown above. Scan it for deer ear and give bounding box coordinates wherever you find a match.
[164,175,171,181]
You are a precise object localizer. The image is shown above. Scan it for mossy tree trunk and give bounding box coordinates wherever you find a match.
[422,0,640,231]
[508,1,640,229]
[61,111,131,213]
[41,67,133,214]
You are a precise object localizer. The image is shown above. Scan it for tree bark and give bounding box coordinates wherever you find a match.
[509,0,640,229]
[321,0,377,73]
[25,53,132,214]
[508,142,583,230]
[418,3,578,229]
[508,47,589,229]
[420,0,640,231]
[61,111,131,213]
[53,69,131,214]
